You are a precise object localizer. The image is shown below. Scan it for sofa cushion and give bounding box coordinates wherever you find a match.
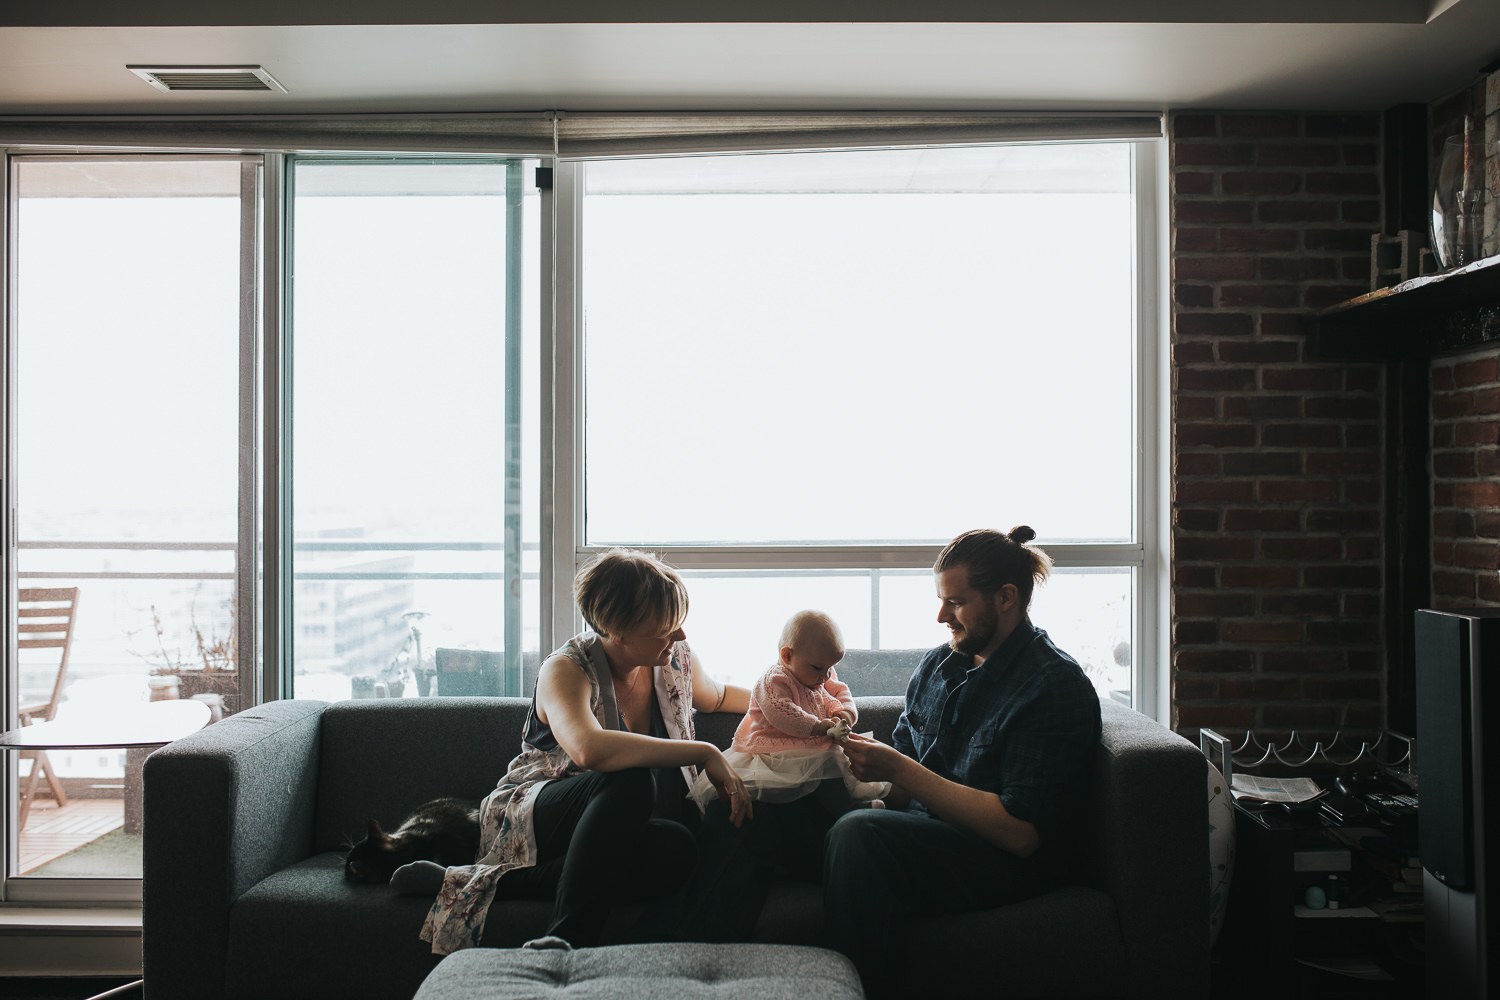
[228,851,689,1000]
[752,879,1124,998]
[412,943,864,1000]
[227,852,555,1000]
[906,885,1126,998]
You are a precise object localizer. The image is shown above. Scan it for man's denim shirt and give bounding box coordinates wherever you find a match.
[891,619,1102,852]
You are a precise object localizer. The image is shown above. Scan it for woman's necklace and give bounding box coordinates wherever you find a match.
[614,666,648,732]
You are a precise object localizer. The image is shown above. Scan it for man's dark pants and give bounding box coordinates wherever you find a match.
[823,808,1044,997]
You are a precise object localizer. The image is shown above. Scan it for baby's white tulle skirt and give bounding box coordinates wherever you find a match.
[687,746,891,814]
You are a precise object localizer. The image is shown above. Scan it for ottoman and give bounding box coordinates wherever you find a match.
[413,943,865,999]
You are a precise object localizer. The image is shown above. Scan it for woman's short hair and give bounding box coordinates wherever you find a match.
[778,609,844,655]
[573,548,689,640]
[933,526,1053,611]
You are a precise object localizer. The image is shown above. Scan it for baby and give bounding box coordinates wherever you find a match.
[688,610,888,814]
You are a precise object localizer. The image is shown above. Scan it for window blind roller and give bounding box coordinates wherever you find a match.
[0,114,557,155]
[0,112,1162,156]
[555,112,1162,156]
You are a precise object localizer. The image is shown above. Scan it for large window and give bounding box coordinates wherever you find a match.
[568,142,1155,701]
[3,128,1160,900]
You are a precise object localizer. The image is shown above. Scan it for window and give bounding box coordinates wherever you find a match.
[563,142,1159,704]
[6,156,257,888]
[284,158,541,703]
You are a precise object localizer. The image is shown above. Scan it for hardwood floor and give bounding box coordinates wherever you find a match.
[18,798,124,874]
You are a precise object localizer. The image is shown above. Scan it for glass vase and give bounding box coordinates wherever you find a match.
[1432,133,1488,270]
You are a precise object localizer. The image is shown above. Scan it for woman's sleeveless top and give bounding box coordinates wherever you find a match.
[419,631,696,955]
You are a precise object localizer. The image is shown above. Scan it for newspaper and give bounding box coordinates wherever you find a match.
[1229,774,1326,804]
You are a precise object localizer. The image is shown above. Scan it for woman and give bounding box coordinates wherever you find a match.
[418,548,751,954]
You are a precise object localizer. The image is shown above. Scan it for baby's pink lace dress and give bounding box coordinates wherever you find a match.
[731,664,856,753]
[687,663,888,811]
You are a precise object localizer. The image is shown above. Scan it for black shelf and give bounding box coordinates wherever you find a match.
[1306,254,1500,361]
[1217,801,1425,999]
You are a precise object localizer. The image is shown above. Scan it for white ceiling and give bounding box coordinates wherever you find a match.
[1,1,1498,116]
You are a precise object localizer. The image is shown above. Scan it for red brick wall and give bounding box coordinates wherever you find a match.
[1430,350,1500,607]
[1169,112,1387,739]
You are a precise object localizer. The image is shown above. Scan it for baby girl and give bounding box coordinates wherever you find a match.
[688,610,888,813]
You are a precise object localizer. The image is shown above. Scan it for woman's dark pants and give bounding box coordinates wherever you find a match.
[502,767,694,947]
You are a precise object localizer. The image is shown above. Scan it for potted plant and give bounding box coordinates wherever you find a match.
[136,591,241,717]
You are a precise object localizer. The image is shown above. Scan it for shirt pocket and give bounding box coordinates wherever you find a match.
[907,707,938,739]
[958,724,1003,784]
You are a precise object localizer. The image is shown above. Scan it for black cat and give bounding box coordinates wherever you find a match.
[343,797,481,884]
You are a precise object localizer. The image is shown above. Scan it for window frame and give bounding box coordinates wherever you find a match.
[548,140,1166,717]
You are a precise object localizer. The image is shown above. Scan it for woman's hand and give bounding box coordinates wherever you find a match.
[701,747,754,827]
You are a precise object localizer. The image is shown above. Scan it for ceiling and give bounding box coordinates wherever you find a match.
[2,0,1498,117]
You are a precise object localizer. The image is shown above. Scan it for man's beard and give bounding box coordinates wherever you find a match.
[948,601,999,656]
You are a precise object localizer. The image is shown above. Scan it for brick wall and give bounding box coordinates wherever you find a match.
[1430,78,1486,166]
[1170,112,1387,740]
[1424,77,1500,612]
[1430,350,1500,607]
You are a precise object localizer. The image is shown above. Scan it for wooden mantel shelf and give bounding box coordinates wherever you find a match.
[1306,253,1500,361]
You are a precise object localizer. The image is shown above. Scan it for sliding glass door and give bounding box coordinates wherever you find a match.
[4,154,542,890]
[6,156,257,881]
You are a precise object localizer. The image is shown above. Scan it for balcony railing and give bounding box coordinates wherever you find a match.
[16,540,1134,704]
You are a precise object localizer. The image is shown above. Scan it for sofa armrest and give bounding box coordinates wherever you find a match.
[143,699,327,1000]
[1094,700,1210,997]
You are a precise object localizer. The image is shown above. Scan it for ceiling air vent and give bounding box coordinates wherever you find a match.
[128,65,286,94]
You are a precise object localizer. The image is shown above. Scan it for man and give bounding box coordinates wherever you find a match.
[826,526,1102,994]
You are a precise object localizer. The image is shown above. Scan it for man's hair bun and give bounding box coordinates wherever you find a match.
[933,526,1052,611]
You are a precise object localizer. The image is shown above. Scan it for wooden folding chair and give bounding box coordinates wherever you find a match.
[17,587,80,830]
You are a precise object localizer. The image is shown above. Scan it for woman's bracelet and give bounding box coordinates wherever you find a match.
[712,682,727,713]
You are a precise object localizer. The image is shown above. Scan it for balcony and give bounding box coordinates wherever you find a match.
[9,536,527,879]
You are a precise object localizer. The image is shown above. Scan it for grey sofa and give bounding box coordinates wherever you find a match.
[142,695,1208,999]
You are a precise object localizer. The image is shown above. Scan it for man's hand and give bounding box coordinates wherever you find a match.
[839,732,912,786]
[841,733,1040,858]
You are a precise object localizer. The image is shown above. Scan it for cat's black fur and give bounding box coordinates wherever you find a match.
[343,797,481,883]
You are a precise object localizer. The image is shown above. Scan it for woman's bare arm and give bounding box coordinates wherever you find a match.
[689,649,750,714]
[535,654,753,825]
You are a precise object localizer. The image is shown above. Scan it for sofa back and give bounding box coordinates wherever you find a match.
[311,695,905,852]
[313,697,533,852]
